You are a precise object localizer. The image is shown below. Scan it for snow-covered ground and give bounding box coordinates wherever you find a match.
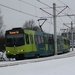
[0,48,75,75]
[0,55,75,75]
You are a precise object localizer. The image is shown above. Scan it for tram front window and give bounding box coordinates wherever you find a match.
[6,34,24,47]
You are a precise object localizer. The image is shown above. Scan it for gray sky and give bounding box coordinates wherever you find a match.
[0,0,75,34]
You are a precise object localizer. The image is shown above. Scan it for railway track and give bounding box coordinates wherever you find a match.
[0,49,75,67]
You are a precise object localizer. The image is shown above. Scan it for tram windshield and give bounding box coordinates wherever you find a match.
[6,34,24,47]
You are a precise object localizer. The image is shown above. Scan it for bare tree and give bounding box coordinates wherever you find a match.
[23,20,35,30]
[22,19,42,31]
[0,9,4,37]
[33,26,42,32]
[0,9,5,51]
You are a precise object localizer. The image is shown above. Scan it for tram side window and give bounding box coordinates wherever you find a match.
[67,40,70,45]
[57,39,60,44]
[61,39,63,45]
[41,36,44,44]
[26,34,29,44]
[38,36,41,44]
[34,35,38,44]
[44,37,48,44]
[48,37,50,44]
[48,37,53,44]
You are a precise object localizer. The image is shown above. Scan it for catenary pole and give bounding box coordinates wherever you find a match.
[71,21,74,51]
[53,3,57,55]
[67,28,68,39]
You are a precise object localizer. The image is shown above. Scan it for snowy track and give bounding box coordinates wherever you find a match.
[0,49,75,67]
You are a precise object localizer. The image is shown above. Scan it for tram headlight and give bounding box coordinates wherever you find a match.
[21,50,24,52]
[8,51,9,53]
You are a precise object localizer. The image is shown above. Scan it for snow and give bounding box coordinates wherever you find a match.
[0,51,8,61]
[0,49,75,75]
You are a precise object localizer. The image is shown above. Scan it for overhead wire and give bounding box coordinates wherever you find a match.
[67,6,75,26]
[20,0,54,30]
[56,1,75,29]
[20,0,53,18]
[68,7,75,22]
[46,19,62,29]
[58,0,66,6]
[37,0,73,29]
[56,5,74,21]
[19,0,52,21]
[19,0,21,11]
[0,3,40,18]
[19,0,40,19]
[37,0,53,9]
[57,0,75,21]
[58,0,75,30]
[0,0,72,30]
[53,5,71,29]
[48,18,53,33]
[55,5,71,28]
[20,0,52,18]
[20,0,40,8]
[58,0,75,14]
[36,0,64,30]
[58,16,71,28]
